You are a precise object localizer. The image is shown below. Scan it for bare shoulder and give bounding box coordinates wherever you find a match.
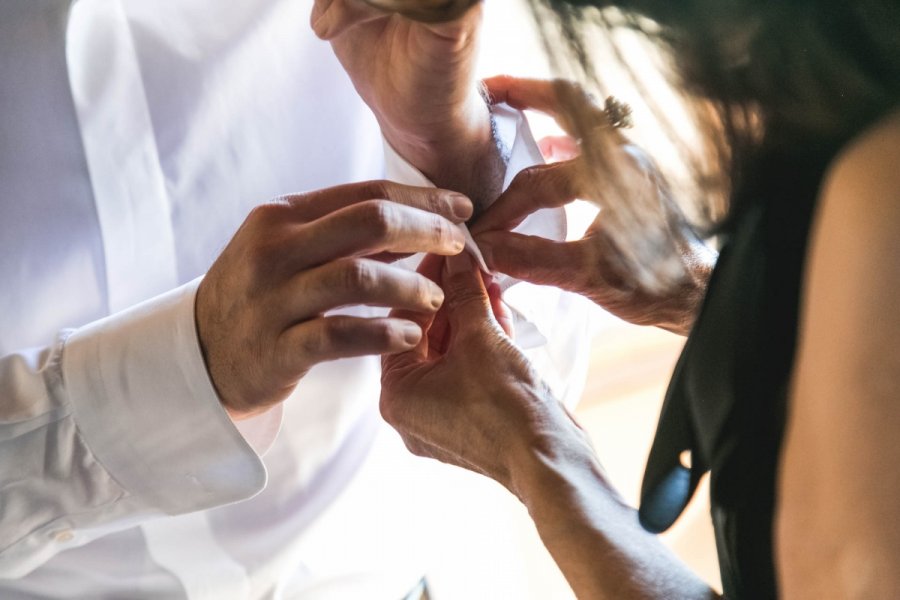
[810,108,900,297]
[777,108,900,600]
[820,108,900,225]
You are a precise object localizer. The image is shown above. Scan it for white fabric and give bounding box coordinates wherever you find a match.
[0,0,590,597]
[383,104,568,349]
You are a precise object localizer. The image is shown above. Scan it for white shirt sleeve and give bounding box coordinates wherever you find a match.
[0,278,267,578]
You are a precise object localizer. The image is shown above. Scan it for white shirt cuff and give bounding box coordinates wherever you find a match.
[62,278,267,515]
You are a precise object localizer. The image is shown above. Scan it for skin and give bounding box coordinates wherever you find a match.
[777,111,900,598]
[473,77,715,336]
[382,103,900,596]
[198,1,507,419]
[311,0,505,212]
[381,252,718,599]
[197,181,473,420]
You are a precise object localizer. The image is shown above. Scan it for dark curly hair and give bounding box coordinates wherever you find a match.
[529,0,900,225]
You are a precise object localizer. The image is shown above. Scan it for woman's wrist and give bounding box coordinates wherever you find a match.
[506,411,618,512]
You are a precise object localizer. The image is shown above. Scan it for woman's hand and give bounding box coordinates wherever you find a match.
[473,76,716,335]
[196,181,472,421]
[381,252,721,600]
[380,252,586,495]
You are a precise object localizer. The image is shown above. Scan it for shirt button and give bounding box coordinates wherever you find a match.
[53,530,74,543]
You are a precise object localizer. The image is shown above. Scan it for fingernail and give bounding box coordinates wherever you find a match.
[448,193,473,221]
[400,321,422,346]
[451,227,466,253]
[429,283,445,309]
[445,252,472,275]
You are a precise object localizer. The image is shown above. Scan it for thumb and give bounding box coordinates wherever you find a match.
[441,253,496,335]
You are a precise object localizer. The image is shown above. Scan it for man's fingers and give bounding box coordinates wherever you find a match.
[384,253,449,359]
[283,180,473,224]
[471,160,584,234]
[288,200,466,270]
[475,230,592,291]
[278,315,422,376]
[279,259,444,324]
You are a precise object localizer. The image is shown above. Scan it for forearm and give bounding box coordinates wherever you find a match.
[512,435,719,599]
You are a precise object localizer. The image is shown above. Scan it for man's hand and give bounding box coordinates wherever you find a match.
[196,181,472,420]
[311,0,504,210]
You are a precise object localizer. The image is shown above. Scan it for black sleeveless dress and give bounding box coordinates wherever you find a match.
[632,4,900,593]
[637,138,842,599]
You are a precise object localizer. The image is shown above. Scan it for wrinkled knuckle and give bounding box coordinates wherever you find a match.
[447,288,485,311]
[362,179,394,201]
[414,274,434,305]
[509,167,529,190]
[297,327,325,360]
[369,320,398,349]
[319,319,355,355]
[515,165,544,190]
[362,200,399,242]
[425,191,450,216]
[431,216,455,248]
[341,259,379,295]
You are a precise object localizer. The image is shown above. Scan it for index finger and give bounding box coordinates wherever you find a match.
[471,159,584,235]
[280,180,473,225]
[286,200,466,271]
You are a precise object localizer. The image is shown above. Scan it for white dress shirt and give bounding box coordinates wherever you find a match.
[0,0,591,597]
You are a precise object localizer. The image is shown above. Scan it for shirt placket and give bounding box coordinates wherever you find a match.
[66,2,250,598]
[67,0,178,313]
